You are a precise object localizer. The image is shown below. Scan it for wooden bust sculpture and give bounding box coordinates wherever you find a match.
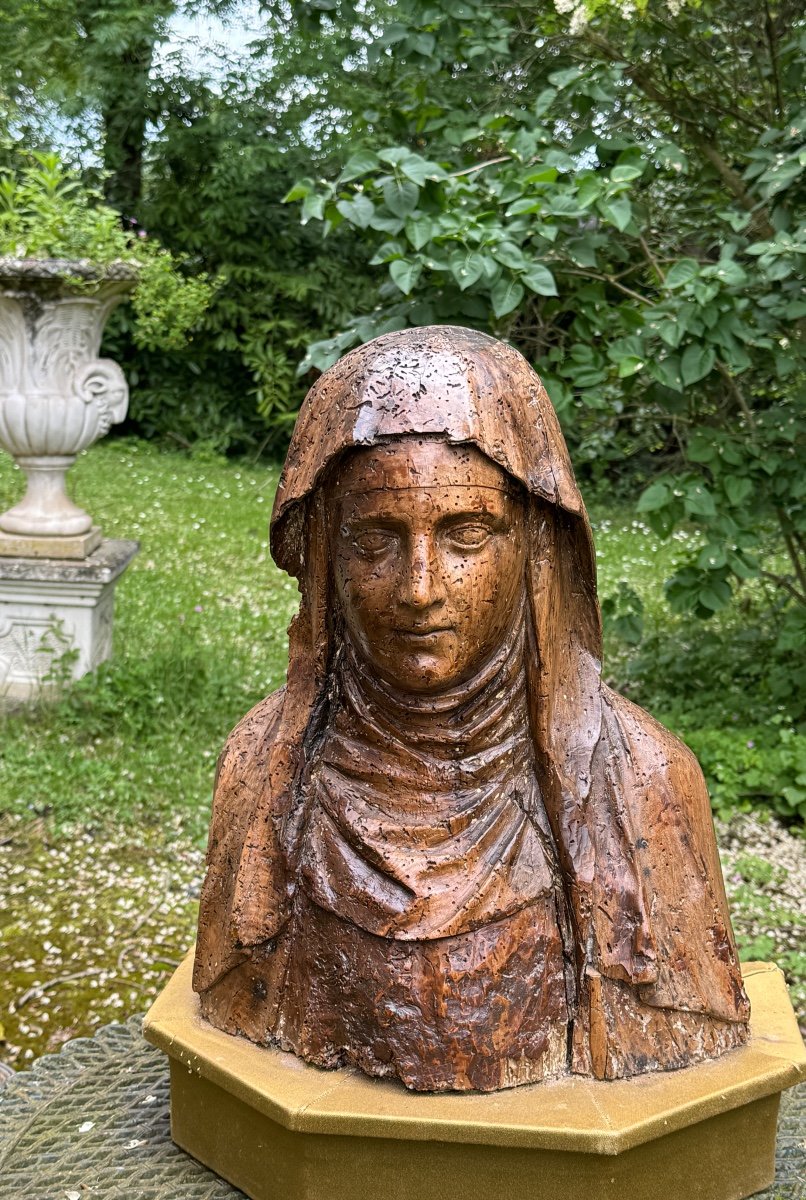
[193,325,750,1092]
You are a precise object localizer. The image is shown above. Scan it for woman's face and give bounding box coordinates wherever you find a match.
[328,439,526,695]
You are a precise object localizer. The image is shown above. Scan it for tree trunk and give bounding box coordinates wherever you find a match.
[101,37,155,214]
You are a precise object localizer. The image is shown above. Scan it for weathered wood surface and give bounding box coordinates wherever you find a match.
[194,325,749,1092]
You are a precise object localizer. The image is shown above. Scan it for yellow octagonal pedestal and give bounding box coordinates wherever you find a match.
[143,958,805,1200]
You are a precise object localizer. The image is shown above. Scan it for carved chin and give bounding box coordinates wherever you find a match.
[396,650,454,686]
[383,642,468,692]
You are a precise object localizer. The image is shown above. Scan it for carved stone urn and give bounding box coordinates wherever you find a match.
[0,258,135,557]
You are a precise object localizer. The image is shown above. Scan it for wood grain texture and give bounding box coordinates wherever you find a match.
[194,325,749,1092]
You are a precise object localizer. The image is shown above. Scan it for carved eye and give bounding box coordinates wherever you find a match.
[353,529,396,557]
[446,523,492,550]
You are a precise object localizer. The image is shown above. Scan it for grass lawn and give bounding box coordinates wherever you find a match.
[0,438,297,843]
[0,437,803,1065]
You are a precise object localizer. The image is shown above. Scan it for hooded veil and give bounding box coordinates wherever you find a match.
[194,325,749,1083]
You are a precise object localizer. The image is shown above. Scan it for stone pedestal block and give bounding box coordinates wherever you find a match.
[144,957,805,1200]
[0,526,102,560]
[0,538,137,703]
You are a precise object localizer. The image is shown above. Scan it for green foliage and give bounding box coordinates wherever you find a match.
[288,0,806,704]
[603,576,806,822]
[0,0,392,451]
[0,150,213,350]
[0,0,176,208]
[601,581,644,646]
[131,251,215,352]
[108,69,381,454]
[686,725,806,824]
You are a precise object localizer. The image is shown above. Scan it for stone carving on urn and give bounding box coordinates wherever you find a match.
[0,259,134,541]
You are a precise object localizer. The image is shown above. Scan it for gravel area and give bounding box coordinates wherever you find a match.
[717,812,806,1022]
[0,810,803,1070]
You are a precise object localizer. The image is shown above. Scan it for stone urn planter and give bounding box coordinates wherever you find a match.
[0,258,136,557]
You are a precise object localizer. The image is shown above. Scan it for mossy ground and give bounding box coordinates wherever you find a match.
[0,439,803,1067]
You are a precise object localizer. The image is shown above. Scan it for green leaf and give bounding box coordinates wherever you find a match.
[681,343,716,386]
[692,281,719,305]
[709,259,747,287]
[757,156,803,197]
[614,613,644,645]
[698,580,732,611]
[685,483,717,517]
[383,178,419,218]
[410,32,436,57]
[300,192,325,223]
[377,147,411,166]
[637,480,671,512]
[566,366,608,387]
[400,155,444,186]
[450,250,487,290]
[533,88,557,117]
[370,213,405,234]
[339,151,379,182]
[524,167,558,185]
[617,355,644,378]
[610,163,644,183]
[492,242,527,270]
[656,318,684,348]
[405,215,435,250]
[577,176,602,208]
[522,263,557,296]
[600,197,632,232]
[389,259,422,294]
[655,142,688,174]
[505,198,542,217]
[544,148,577,172]
[665,258,700,289]
[697,544,727,570]
[548,66,582,89]
[724,476,753,506]
[335,194,375,229]
[282,180,310,203]
[491,277,525,317]
[728,552,758,580]
[377,23,408,47]
[567,235,599,268]
[687,431,717,463]
[649,355,683,391]
[368,239,404,265]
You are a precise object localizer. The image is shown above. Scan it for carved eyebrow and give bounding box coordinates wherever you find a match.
[340,514,406,531]
[340,509,509,535]
[437,510,507,527]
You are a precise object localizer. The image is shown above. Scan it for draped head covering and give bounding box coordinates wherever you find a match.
[194,325,749,1076]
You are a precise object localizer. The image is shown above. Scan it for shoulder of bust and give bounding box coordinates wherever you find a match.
[599,683,703,787]
[223,686,286,750]
[213,687,287,787]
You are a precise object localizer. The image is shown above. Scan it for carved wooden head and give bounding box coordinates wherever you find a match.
[327,438,527,694]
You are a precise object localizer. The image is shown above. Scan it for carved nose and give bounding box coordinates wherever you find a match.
[404,534,442,609]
